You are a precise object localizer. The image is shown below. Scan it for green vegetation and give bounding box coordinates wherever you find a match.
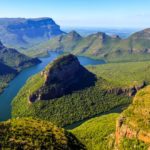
[12,58,140,127]
[12,76,130,126]
[0,62,17,93]
[26,32,120,58]
[123,85,150,132]
[0,118,85,149]
[27,28,150,62]
[88,61,150,88]
[0,40,41,93]
[116,86,150,150]
[71,113,119,150]
[0,46,41,70]
[120,138,149,150]
[0,74,16,93]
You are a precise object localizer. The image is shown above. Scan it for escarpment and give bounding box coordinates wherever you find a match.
[106,81,146,97]
[29,54,96,102]
[115,86,150,148]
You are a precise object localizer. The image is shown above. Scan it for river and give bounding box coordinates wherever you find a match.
[0,52,105,121]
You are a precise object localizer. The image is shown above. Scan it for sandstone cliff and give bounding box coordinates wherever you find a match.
[115,86,150,149]
[29,54,96,102]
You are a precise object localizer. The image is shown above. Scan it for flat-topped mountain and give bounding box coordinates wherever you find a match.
[29,54,96,102]
[0,18,64,49]
[0,41,41,70]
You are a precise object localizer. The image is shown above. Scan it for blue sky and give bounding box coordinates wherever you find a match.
[0,0,150,28]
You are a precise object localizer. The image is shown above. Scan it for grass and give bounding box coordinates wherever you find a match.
[12,57,134,127]
[12,77,130,127]
[122,85,150,132]
[0,62,17,93]
[70,113,119,150]
[12,60,150,128]
[23,28,150,63]
[120,138,149,150]
[0,74,16,93]
[88,61,150,88]
[0,118,85,149]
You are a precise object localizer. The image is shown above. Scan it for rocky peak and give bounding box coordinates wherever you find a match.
[111,34,121,39]
[131,28,150,40]
[29,54,96,102]
[88,32,108,43]
[44,54,81,85]
[91,32,106,38]
[67,31,82,40]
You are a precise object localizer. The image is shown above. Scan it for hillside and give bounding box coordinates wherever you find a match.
[0,118,85,149]
[105,28,150,62]
[71,85,150,150]
[12,54,132,127]
[116,86,150,150]
[0,62,17,93]
[0,18,64,49]
[29,54,96,102]
[71,113,119,150]
[0,41,41,70]
[0,41,41,93]
[25,31,82,57]
[27,28,150,62]
[27,31,120,57]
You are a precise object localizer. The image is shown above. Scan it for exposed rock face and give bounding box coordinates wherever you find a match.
[106,81,146,97]
[0,18,64,48]
[116,118,150,145]
[115,86,150,148]
[29,54,96,102]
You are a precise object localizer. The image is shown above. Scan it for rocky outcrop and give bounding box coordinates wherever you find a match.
[115,86,150,148]
[29,54,96,102]
[116,117,150,145]
[106,81,146,97]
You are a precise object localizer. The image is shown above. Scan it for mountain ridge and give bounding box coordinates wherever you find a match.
[27,28,150,62]
[0,17,64,49]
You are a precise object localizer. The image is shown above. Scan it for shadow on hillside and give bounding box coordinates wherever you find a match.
[30,67,97,102]
[65,104,130,130]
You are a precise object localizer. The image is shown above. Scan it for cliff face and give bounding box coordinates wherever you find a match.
[0,18,64,48]
[106,81,146,97]
[29,54,96,102]
[115,86,150,148]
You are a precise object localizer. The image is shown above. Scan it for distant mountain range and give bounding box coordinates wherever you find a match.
[27,28,150,62]
[0,18,64,49]
[1,17,150,62]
